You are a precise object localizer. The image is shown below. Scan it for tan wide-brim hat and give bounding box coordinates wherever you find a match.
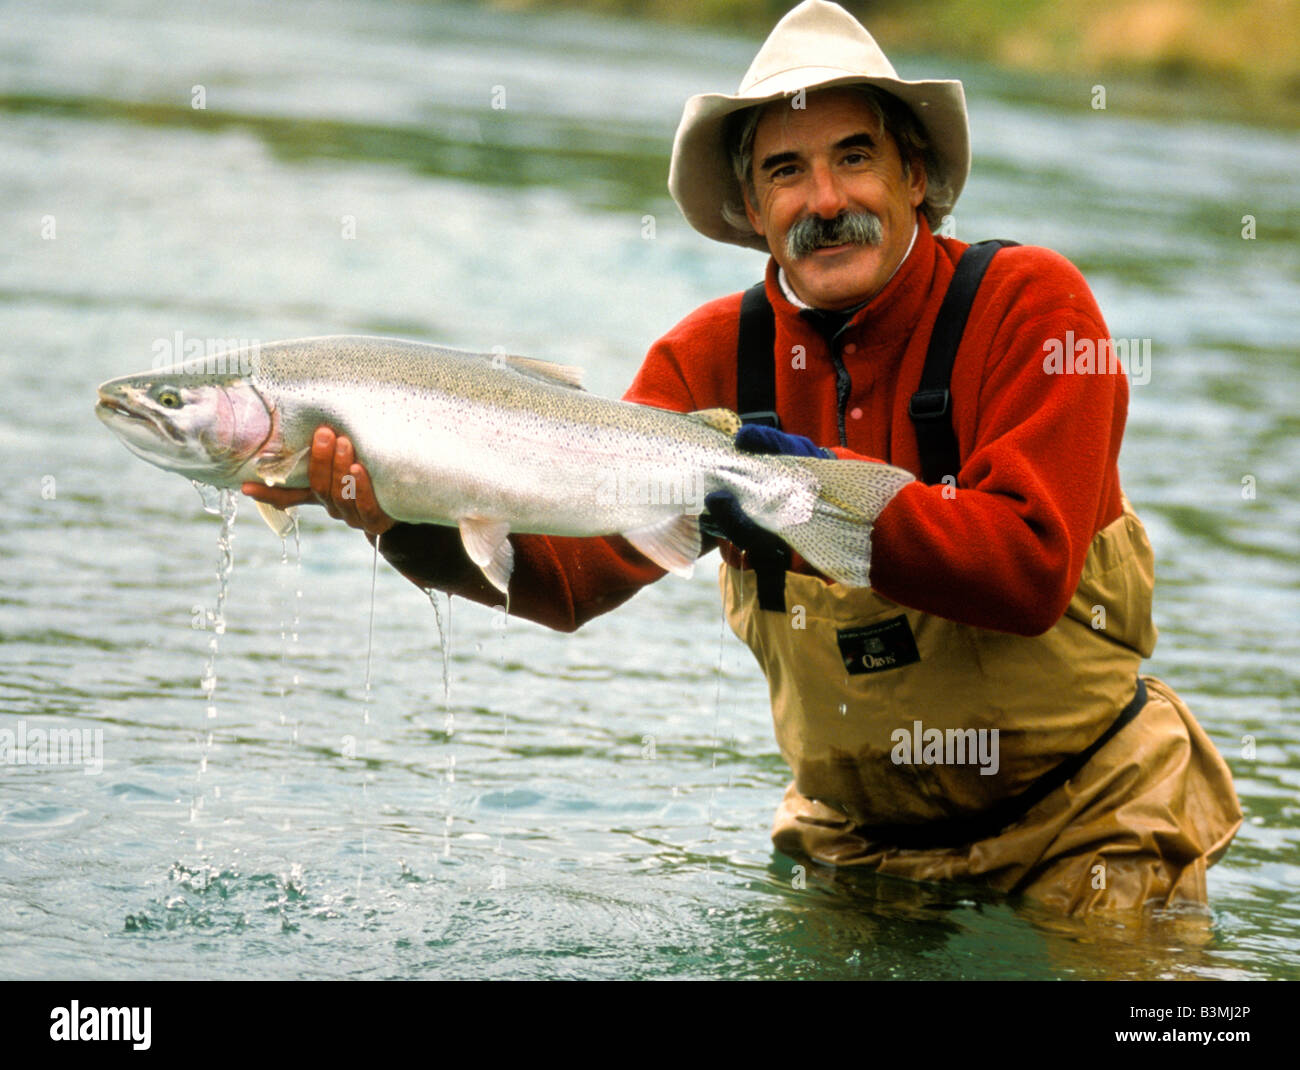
[668,0,970,251]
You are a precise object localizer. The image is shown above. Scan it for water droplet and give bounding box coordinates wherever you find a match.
[191,480,224,514]
[425,588,452,708]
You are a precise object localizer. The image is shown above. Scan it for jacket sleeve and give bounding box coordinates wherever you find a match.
[867,247,1128,637]
[373,328,707,632]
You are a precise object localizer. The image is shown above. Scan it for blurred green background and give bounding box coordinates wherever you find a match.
[486,0,1300,125]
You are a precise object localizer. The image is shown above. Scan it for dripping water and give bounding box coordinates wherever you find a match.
[424,588,458,861]
[356,534,381,896]
[190,483,238,829]
[290,514,303,745]
[424,588,452,725]
[363,536,379,717]
[277,511,303,760]
[704,597,730,882]
[495,597,509,854]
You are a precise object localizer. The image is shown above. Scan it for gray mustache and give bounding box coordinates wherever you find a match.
[786,211,884,259]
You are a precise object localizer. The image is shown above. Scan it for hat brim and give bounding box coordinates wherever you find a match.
[668,73,969,251]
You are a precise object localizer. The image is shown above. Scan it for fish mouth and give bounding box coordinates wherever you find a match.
[95,394,185,444]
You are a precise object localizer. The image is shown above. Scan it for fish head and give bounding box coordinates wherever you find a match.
[95,367,274,484]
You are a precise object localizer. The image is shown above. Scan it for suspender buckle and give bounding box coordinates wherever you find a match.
[738,410,782,429]
[907,388,952,421]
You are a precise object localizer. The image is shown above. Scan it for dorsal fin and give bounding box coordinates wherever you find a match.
[688,407,742,435]
[496,353,585,391]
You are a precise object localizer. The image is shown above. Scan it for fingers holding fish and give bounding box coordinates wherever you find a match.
[240,481,314,509]
[312,429,395,536]
[342,454,396,536]
[238,426,394,536]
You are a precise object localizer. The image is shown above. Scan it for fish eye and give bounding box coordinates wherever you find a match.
[157,388,182,409]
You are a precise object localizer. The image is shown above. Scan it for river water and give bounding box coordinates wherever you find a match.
[1,0,1296,980]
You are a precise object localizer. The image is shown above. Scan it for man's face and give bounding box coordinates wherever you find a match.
[743,88,926,310]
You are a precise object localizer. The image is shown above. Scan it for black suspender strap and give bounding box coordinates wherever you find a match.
[856,677,1148,850]
[737,282,780,430]
[908,239,1019,486]
[736,281,789,611]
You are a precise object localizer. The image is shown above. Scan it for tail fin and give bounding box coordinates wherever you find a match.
[776,458,914,587]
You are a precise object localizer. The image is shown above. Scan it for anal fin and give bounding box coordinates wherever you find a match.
[457,516,514,594]
[623,514,700,578]
[255,500,298,538]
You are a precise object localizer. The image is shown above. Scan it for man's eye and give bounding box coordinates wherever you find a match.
[843,152,868,165]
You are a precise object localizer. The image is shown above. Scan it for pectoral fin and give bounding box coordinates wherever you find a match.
[457,516,514,594]
[255,501,298,538]
[623,514,700,578]
[255,446,310,487]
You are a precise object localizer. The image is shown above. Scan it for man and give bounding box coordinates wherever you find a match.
[247,1,1240,914]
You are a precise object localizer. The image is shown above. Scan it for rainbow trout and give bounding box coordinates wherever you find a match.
[95,336,914,592]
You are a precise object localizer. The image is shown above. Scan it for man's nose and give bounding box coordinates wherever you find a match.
[806,159,849,219]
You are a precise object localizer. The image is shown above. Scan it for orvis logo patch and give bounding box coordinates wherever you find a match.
[837,616,920,675]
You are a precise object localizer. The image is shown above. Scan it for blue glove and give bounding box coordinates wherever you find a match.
[731,424,834,459]
[700,424,832,547]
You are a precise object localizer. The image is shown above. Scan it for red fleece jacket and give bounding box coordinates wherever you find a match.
[375,216,1127,636]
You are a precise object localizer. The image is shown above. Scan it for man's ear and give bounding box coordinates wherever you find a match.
[908,155,927,209]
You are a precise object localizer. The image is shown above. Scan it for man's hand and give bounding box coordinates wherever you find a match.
[242,427,396,536]
[729,424,834,459]
[700,424,832,550]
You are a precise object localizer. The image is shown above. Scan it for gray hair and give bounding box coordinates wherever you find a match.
[721,85,953,234]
